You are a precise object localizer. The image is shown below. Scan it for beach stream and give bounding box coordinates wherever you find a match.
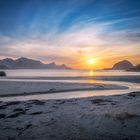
[0,79,140,101]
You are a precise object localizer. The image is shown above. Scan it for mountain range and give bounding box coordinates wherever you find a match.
[0,57,71,69]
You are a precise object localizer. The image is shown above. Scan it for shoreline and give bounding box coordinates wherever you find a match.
[0,91,140,140]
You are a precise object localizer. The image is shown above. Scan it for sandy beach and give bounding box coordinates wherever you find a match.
[0,73,140,140]
[0,91,140,140]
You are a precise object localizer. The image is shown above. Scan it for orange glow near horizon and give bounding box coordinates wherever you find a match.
[68,53,140,70]
[7,50,139,70]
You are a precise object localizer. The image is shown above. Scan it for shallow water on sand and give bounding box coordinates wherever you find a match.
[1,80,140,101]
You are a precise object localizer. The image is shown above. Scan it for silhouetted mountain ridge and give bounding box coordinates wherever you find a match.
[0,57,71,69]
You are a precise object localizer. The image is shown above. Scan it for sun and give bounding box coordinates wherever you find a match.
[87,58,96,64]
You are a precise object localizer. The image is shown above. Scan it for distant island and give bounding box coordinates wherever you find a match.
[104,60,140,71]
[0,57,71,69]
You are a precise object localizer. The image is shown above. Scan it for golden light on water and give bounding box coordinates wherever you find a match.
[87,70,97,83]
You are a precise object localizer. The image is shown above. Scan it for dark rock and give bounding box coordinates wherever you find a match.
[0,71,6,76]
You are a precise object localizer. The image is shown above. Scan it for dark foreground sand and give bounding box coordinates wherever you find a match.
[0,91,140,140]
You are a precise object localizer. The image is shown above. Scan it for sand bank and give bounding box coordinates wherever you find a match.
[0,81,127,97]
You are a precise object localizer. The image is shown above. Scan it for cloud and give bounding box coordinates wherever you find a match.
[0,19,140,65]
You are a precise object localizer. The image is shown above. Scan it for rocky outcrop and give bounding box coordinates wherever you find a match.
[112,60,133,70]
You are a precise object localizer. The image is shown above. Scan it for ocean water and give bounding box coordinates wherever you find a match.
[1,69,140,77]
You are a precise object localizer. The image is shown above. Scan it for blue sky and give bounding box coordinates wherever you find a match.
[0,0,140,69]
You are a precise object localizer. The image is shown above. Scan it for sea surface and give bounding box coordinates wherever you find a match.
[1,69,140,77]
